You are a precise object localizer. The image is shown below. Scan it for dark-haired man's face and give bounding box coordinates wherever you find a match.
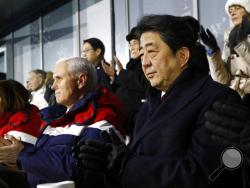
[140,31,186,92]
[81,43,100,66]
[129,39,140,59]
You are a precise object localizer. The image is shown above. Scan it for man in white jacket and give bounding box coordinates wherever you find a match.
[26,69,48,109]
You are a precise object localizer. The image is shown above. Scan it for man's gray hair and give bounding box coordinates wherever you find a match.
[58,57,98,93]
[29,69,46,80]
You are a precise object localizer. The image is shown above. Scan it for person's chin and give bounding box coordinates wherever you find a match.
[55,97,61,103]
[232,19,241,26]
[149,80,156,87]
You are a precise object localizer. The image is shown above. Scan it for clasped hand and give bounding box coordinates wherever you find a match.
[0,136,24,165]
[72,129,129,176]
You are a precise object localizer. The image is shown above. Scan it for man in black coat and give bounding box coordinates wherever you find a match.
[102,27,150,138]
[74,15,243,188]
[82,38,113,92]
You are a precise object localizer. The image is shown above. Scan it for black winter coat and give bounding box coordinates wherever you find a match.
[113,58,149,137]
[122,68,243,188]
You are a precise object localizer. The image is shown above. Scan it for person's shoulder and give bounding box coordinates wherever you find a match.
[126,58,141,69]
[204,75,238,96]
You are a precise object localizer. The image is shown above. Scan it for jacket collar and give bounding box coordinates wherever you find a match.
[47,88,100,127]
[68,89,99,113]
[132,68,208,147]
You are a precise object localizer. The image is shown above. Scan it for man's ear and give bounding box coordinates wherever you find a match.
[95,48,102,57]
[78,74,87,89]
[38,76,44,86]
[176,47,190,69]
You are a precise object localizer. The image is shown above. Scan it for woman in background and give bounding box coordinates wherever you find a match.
[0,80,41,148]
[200,0,250,97]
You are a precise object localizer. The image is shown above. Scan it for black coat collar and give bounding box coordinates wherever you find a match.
[131,68,209,147]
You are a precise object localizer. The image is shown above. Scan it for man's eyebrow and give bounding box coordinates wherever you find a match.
[53,75,61,79]
[145,42,154,48]
[140,42,154,51]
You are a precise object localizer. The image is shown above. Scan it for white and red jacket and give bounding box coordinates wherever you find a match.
[0,105,41,145]
[17,86,125,188]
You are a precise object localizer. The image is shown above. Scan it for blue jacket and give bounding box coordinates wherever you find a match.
[123,68,243,188]
[18,87,124,188]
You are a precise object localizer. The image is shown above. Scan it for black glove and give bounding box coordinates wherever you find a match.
[73,139,111,172]
[72,140,110,188]
[199,26,220,55]
[101,129,130,176]
[241,122,250,157]
[205,94,250,150]
[73,129,129,176]
[228,16,250,54]
[205,94,245,145]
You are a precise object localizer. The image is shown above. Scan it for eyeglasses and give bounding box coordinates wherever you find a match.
[81,48,94,55]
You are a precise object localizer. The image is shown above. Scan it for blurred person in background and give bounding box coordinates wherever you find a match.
[26,69,48,109]
[82,38,112,91]
[102,27,150,139]
[44,71,56,106]
[200,0,250,97]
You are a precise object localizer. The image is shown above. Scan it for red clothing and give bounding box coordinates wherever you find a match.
[18,86,125,187]
[44,86,125,135]
[0,105,42,144]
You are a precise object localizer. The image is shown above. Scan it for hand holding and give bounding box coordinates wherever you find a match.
[101,129,128,174]
[0,136,24,164]
[73,128,128,177]
[0,137,12,147]
[76,139,111,172]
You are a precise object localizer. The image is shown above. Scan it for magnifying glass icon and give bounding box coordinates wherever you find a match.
[209,147,243,181]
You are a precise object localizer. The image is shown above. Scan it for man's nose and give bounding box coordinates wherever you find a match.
[81,52,87,58]
[51,82,56,90]
[141,54,151,67]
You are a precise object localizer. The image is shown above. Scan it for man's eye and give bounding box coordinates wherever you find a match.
[139,51,144,57]
[148,51,157,56]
